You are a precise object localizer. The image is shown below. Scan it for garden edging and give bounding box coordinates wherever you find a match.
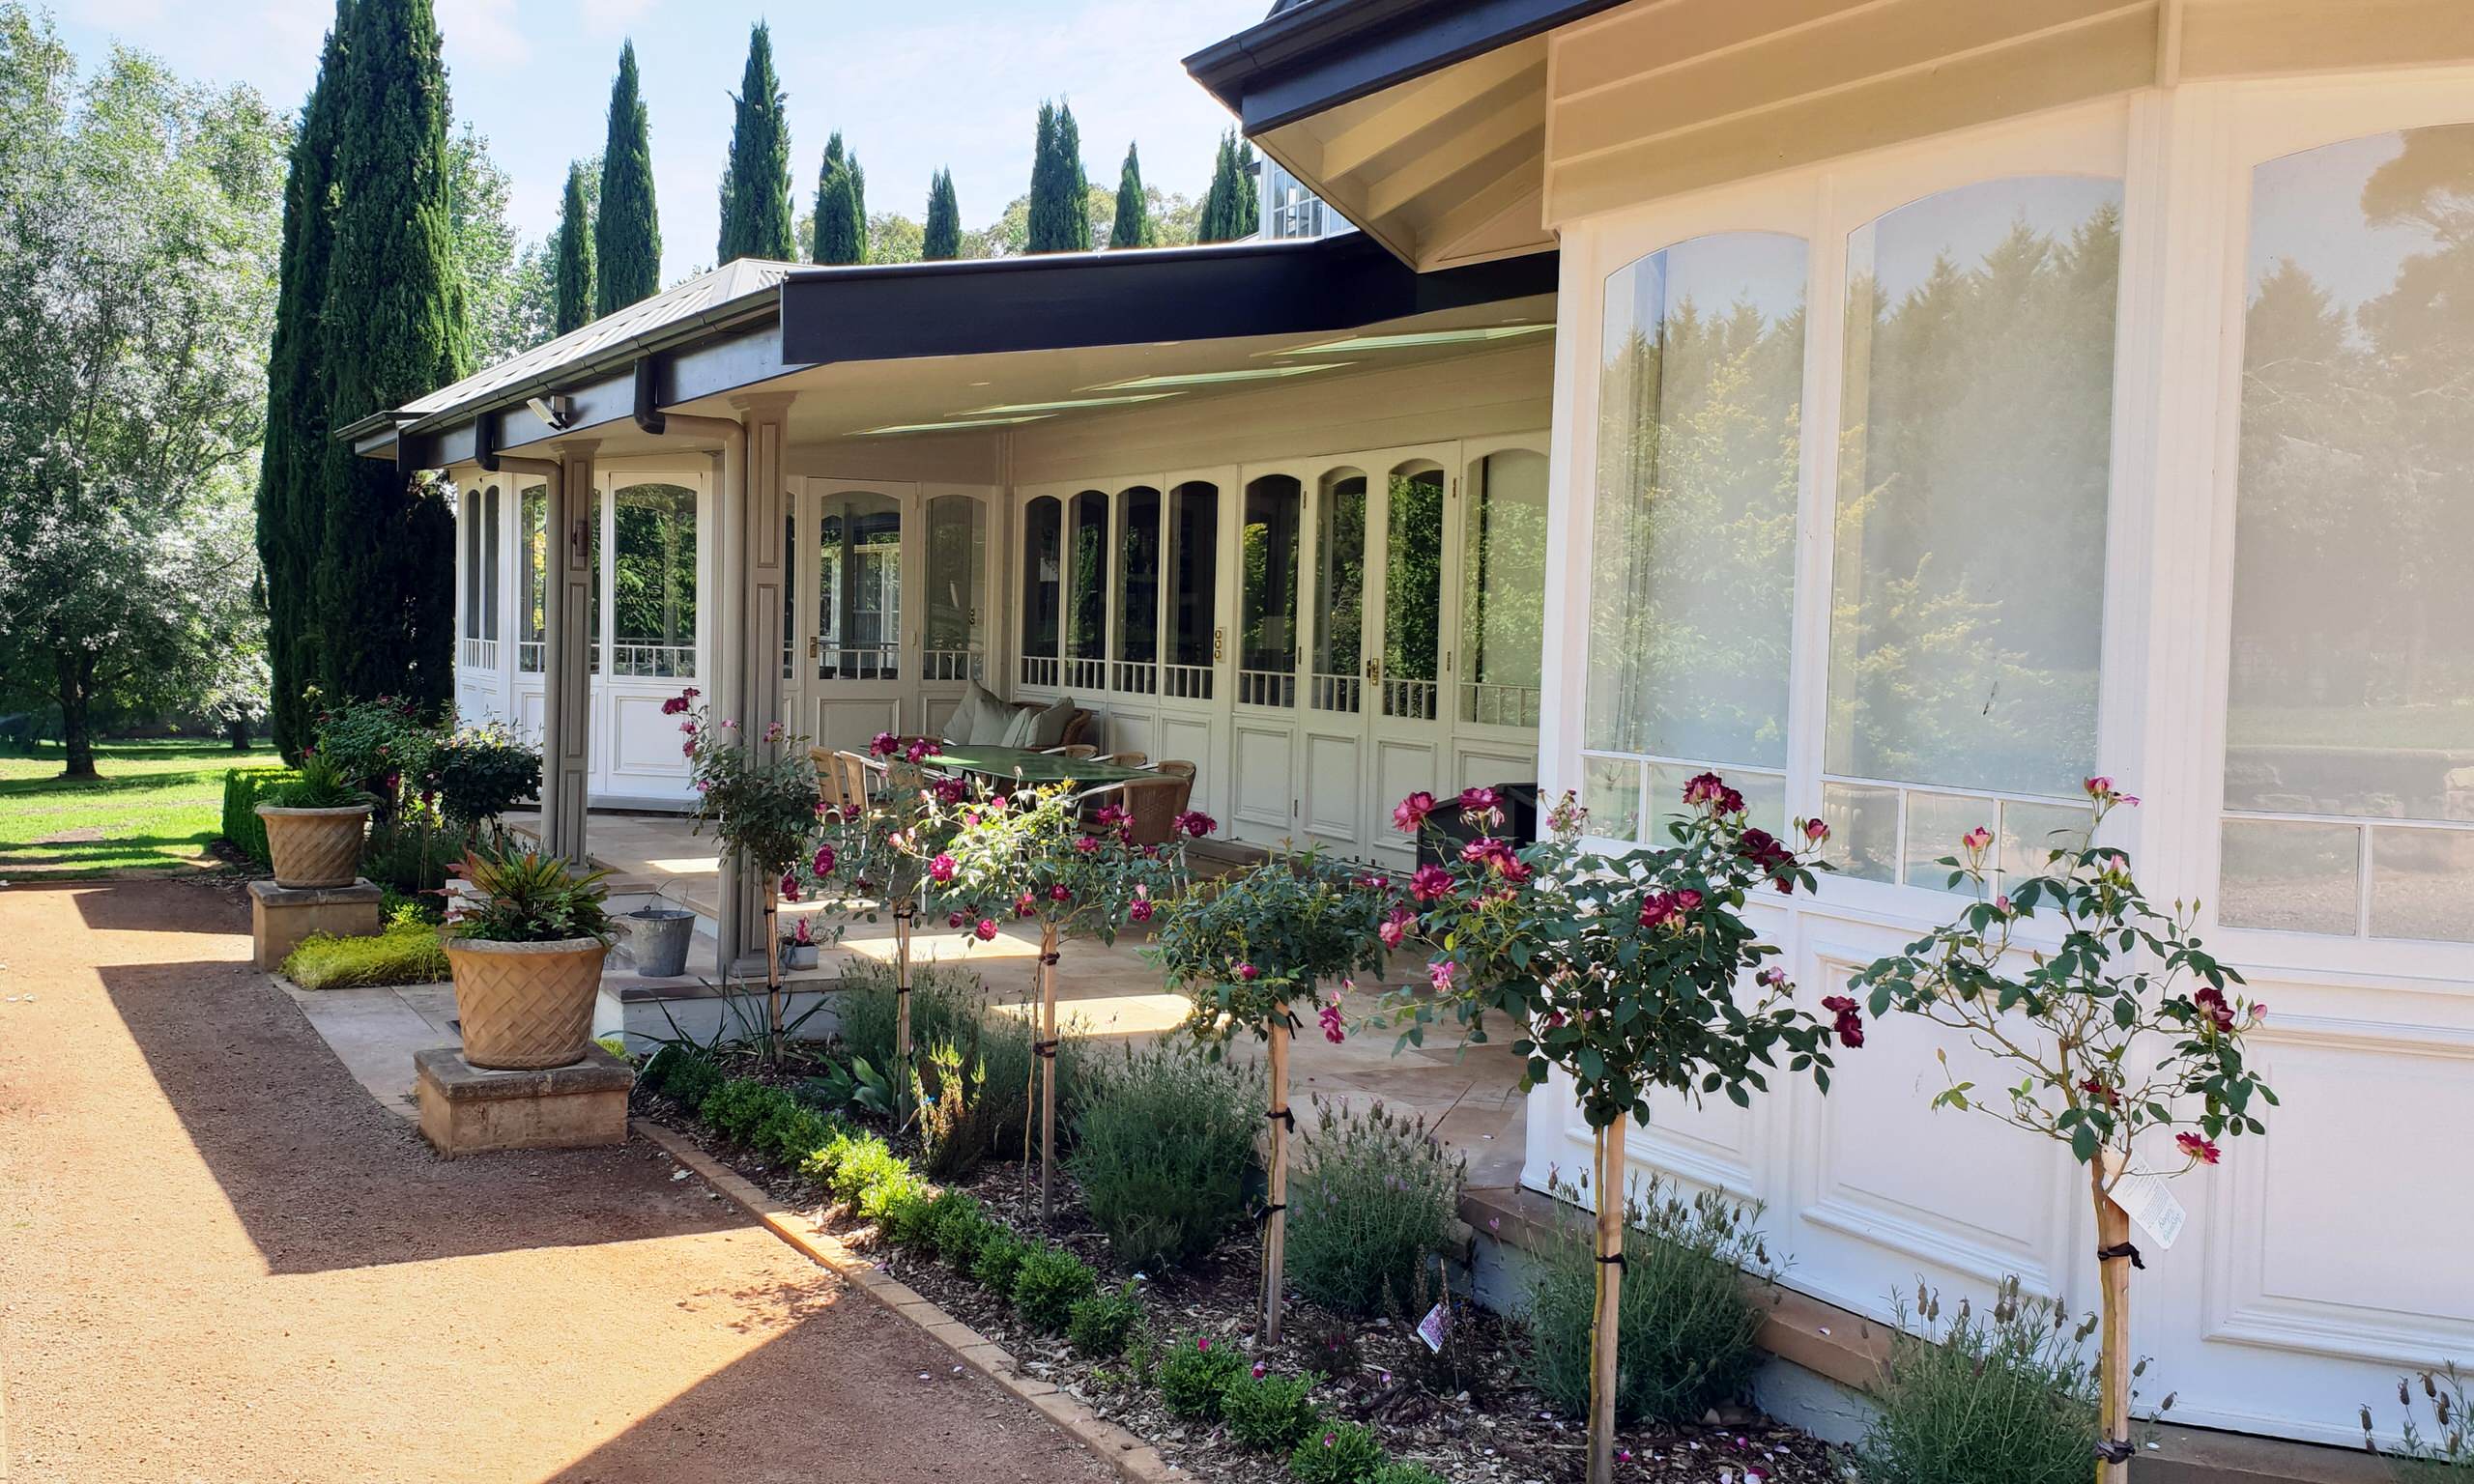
[631,1118,1177,1484]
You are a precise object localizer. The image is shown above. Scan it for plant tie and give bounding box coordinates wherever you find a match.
[1596,1251,1628,1270]
[1266,1105,1295,1131]
[2094,1439,2136,1464]
[2096,1241,2144,1270]
[1039,952,1061,965]
[1255,1201,1287,1223]
[1032,1038,1060,1060]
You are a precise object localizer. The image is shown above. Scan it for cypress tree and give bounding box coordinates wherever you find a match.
[716,21,795,263]
[1025,101,1059,251]
[921,167,960,260]
[553,160,594,333]
[315,0,467,713]
[850,153,866,235]
[1108,140,1151,248]
[595,42,660,313]
[256,8,349,758]
[813,130,863,265]
[1198,129,1259,243]
[1233,139,1260,236]
[1026,100,1091,252]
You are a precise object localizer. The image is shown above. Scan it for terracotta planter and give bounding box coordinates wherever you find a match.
[255,804,372,889]
[446,936,608,1070]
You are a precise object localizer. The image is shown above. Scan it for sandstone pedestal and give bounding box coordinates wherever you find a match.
[415,1043,633,1157]
[250,876,383,971]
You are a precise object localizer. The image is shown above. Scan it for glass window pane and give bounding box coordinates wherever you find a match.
[481,486,501,642]
[1903,791,1998,896]
[1115,486,1160,665]
[1021,496,1061,660]
[518,484,546,670]
[1385,464,1444,685]
[2227,127,2474,828]
[2000,799,2095,882]
[1462,449,1547,727]
[588,488,601,671]
[1827,178,2120,795]
[1582,755,1643,842]
[1069,490,1108,661]
[820,491,900,680]
[924,495,987,667]
[612,482,698,677]
[2220,819,2360,935]
[1588,231,1806,767]
[1313,469,1366,686]
[1241,474,1303,687]
[1823,780,1901,884]
[2371,827,2474,943]
[1649,761,1785,842]
[1167,481,1219,671]
[461,489,480,642]
[783,513,796,680]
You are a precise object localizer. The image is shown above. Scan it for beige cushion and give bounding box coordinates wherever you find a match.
[998,704,1042,749]
[1027,695,1077,749]
[951,681,1010,745]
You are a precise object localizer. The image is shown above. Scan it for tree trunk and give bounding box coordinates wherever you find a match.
[1262,1016,1292,1345]
[764,881,783,1047]
[1038,919,1060,1225]
[228,715,251,751]
[2093,1162,2133,1484]
[56,650,97,780]
[893,900,914,1124]
[1589,1119,1627,1484]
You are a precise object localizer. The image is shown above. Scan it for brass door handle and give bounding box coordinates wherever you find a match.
[1364,657,1381,682]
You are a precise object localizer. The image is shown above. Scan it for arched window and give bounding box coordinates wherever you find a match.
[1020,496,1062,688]
[923,495,987,682]
[1238,474,1303,707]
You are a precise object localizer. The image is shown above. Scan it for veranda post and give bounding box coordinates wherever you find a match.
[672,694,823,1052]
[1152,849,1390,1346]
[1852,778,2277,1484]
[934,779,1203,1222]
[1396,781,1856,1484]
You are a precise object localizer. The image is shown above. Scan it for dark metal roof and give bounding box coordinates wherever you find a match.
[778,231,1555,366]
[1185,0,1620,134]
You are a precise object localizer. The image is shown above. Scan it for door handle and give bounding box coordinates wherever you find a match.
[1364,657,1381,683]
[1213,627,1225,662]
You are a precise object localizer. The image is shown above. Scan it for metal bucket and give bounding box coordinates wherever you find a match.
[624,907,697,979]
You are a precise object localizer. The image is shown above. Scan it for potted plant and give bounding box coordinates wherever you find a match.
[254,753,373,889]
[444,844,615,1070]
[1852,778,2277,1483]
[1152,848,1391,1344]
[1395,780,1856,1484]
[781,914,821,970]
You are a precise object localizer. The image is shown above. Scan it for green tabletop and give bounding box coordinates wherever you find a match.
[923,745,1155,786]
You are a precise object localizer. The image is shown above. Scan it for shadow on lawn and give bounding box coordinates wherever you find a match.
[92,881,764,1275]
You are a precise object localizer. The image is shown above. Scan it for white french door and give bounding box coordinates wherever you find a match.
[788,478,912,755]
[594,462,710,800]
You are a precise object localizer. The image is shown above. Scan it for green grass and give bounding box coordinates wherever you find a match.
[0,739,283,879]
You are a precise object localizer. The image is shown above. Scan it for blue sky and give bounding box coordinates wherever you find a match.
[62,0,1270,280]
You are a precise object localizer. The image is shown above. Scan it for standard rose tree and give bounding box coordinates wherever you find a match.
[1392,780,1854,1484]
[672,690,824,1048]
[932,779,1205,1221]
[1150,849,1394,1344]
[1851,777,2275,1484]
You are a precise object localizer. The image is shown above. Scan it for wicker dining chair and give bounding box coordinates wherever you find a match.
[1044,743,1099,760]
[832,750,885,821]
[810,746,849,818]
[1154,759,1197,782]
[1098,750,1147,767]
[1115,772,1194,846]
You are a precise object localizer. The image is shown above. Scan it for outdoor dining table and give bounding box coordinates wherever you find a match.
[919,744,1156,788]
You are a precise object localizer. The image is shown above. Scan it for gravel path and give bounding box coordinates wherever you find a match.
[0,876,1120,1484]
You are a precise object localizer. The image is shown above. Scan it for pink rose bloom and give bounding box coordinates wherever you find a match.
[812,845,837,876]
[1128,896,1153,924]
[1427,958,1457,991]
[1409,865,1455,902]
[1962,826,1994,853]
[946,911,966,928]
[1393,790,1437,833]
[778,873,801,902]
[905,738,932,763]
[1803,817,1829,844]
[1014,892,1036,918]
[929,853,957,884]
[870,731,900,757]
[1318,999,1346,1044]
[1074,835,1101,855]
[1235,962,1259,982]
[1458,785,1501,813]
[973,919,998,942]
[2175,1131,2221,1165]
[1049,884,1070,902]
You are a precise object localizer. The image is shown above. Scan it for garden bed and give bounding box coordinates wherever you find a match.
[633,1062,1846,1484]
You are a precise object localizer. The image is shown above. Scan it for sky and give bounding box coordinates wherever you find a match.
[59,0,1271,281]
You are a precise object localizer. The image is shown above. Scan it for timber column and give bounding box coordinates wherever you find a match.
[540,440,597,868]
[714,395,792,966]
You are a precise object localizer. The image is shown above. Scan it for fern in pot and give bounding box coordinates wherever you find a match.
[254,754,374,889]
[444,845,615,1070]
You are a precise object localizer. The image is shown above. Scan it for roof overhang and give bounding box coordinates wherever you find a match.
[1186,0,1621,271]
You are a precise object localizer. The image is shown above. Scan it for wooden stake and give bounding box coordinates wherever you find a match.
[2093,1162,2133,1484]
[1589,1119,1626,1484]
[1039,919,1060,1225]
[893,902,914,1124]
[1262,1015,1292,1346]
[763,880,783,1048]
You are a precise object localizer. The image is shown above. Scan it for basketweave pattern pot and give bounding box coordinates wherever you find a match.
[446,937,607,1070]
[255,805,371,889]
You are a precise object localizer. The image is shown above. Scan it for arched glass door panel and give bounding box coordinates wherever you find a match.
[1113,485,1162,695]
[817,489,900,680]
[611,481,697,677]
[1380,462,1443,720]
[1165,480,1219,700]
[1020,496,1062,687]
[1460,449,1546,728]
[1066,489,1109,691]
[1238,474,1302,707]
[517,482,547,672]
[1310,468,1368,713]
[923,494,987,682]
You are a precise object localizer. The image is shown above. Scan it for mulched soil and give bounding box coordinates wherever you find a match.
[639,1082,1852,1484]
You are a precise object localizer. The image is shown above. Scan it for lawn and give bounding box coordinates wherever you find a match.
[0,739,283,879]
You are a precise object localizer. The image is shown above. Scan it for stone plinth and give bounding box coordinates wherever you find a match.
[415,1043,633,1157]
[250,876,383,971]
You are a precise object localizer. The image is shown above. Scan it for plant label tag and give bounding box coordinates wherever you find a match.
[2101,1151,2186,1251]
[1416,1301,1452,1354]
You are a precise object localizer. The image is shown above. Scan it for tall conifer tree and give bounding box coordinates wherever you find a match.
[315,0,467,711]
[256,9,349,757]
[595,42,660,312]
[553,160,594,333]
[1198,130,1260,243]
[716,22,794,262]
[921,168,960,260]
[1027,100,1091,252]
[1108,140,1150,248]
[813,130,863,265]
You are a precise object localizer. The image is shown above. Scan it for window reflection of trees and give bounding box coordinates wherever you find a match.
[1021,496,1062,662]
[1462,451,1547,726]
[1241,475,1303,703]
[1385,467,1444,696]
